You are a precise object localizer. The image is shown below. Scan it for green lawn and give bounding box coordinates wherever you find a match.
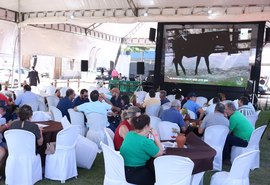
[1,111,270,185]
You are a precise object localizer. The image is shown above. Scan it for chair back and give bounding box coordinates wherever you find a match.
[104,128,115,149]
[150,116,161,133]
[86,112,108,129]
[135,91,147,104]
[47,95,60,107]
[246,125,266,150]
[154,155,194,185]
[56,125,80,149]
[204,125,229,171]
[49,106,62,121]
[60,87,70,98]
[158,121,179,140]
[196,96,208,107]
[145,104,161,117]
[68,109,85,126]
[229,150,259,179]
[100,142,128,184]
[187,110,196,120]
[32,111,51,121]
[161,102,171,110]
[246,114,258,128]
[166,94,175,102]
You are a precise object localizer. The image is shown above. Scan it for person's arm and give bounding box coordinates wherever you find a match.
[119,125,129,138]
[14,94,22,106]
[197,108,205,120]
[150,128,164,157]
[36,72,40,84]
[37,128,43,146]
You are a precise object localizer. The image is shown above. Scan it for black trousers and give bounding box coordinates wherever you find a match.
[125,166,155,185]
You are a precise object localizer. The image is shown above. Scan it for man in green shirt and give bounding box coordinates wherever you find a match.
[223,102,254,162]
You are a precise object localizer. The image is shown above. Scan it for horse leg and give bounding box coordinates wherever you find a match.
[173,57,180,76]
[178,56,186,75]
[195,56,201,75]
[205,56,211,74]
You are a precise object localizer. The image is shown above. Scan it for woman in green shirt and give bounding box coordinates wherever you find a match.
[120,114,163,185]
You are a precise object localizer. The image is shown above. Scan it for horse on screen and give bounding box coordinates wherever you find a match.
[172,30,232,76]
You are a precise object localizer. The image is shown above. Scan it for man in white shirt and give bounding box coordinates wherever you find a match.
[238,96,256,116]
[205,97,220,115]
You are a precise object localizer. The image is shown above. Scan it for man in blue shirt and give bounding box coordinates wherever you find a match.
[73,89,89,107]
[57,88,75,121]
[160,100,187,132]
[183,92,205,120]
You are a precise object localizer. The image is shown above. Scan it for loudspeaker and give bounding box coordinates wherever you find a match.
[81,60,88,71]
[149,28,156,42]
[265,28,270,43]
[250,65,260,80]
[137,62,145,75]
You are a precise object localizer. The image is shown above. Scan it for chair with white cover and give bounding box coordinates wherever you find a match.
[45,125,80,183]
[32,111,52,121]
[104,128,115,149]
[60,87,70,98]
[246,114,258,128]
[208,98,214,105]
[187,110,196,120]
[166,94,175,102]
[230,125,266,169]
[46,95,60,107]
[145,104,161,117]
[196,96,208,107]
[154,155,194,185]
[100,142,135,185]
[60,116,71,129]
[49,106,62,122]
[150,116,161,133]
[211,150,259,185]
[134,91,147,104]
[233,99,239,109]
[75,135,98,169]
[204,125,230,171]
[157,121,180,140]
[68,108,87,136]
[5,130,42,185]
[86,113,108,149]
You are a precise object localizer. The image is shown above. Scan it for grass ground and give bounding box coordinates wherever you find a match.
[1,111,270,185]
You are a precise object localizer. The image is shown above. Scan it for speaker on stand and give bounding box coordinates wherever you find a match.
[149,28,156,42]
[81,60,88,72]
[250,65,260,105]
[136,62,144,91]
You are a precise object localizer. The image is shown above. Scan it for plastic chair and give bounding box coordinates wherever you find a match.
[49,106,62,122]
[196,96,208,107]
[68,108,87,136]
[104,128,115,149]
[46,95,60,107]
[100,142,135,185]
[157,121,180,140]
[211,150,259,185]
[5,130,42,185]
[230,125,266,169]
[134,91,147,104]
[86,113,108,149]
[145,104,161,117]
[187,110,196,120]
[45,125,80,183]
[150,116,161,133]
[75,135,98,169]
[32,111,52,121]
[60,116,71,129]
[154,155,194,185]
[166,94,175,102]
[204,125,229,171]
[246,114,258,128]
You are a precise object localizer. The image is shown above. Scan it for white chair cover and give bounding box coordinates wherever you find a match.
[5,130,42,185]
[150,116,161,133]
[32,111,52,121]
[208,98,214,105]
[230,125,266,169]
[61,116,71,129]
[60,87,70,98]
[157,121,179,140]
[45,125,80,183]
[144,92,160,101]
[186,110,196,120]
[86,113,108,149]
[104,128,115,149]
[47,95,60,107]
[145,104,161,117]
[196,96,208,107]
[134,91,147,104]
[68,108,87,136]
[191,172,205,185]
[45,85,56,96]
[211,150,259,185]
[154,155,194,185]
[49,106,63,122]
[233,99,239,109]
[161,102,171,110]
[75,135,98,169]
[36,95,47,111]
[100,142,135,185]
[246,114,258,128]
[166,94,175,102]
[204,125,229,171]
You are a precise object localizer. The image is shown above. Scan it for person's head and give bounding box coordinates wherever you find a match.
[238,96,249,107]
[171,99,181,110]
[121,94,130,106]
[23,84,31,92]
[31,66,35,70]
[18,104,33,121]
[66,89,75,100]
[80,89,88,99]
[187,92,197,101]
[159,90,167,99]
[122,106,141,121]
[55,88,61,98]
[225,102,236,116]
[213,97,221,104]
[90,90,99,102]
[111,87,120,98]
[131,114,150,131]
[149,89,156,98]
[214,102,225,114]
[218,93,226,101]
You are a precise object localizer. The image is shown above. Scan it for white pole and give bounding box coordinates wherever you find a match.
[17,0,22,88]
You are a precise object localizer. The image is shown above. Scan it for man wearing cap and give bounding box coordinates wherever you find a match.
[160,100,187,132]
[183,92,205,120]
[114,106,141,150]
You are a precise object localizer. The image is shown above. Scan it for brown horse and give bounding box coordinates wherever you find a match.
[172,31,232,75]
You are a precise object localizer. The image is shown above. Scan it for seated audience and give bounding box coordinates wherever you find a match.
[183,92,205,120]
[120,114,163,185]
[142,89,160,108]
[205,97,220,115]
[73,89,89,107]
[238,96,256,116]
[110,87,122,112]
[223,102,254,162]
[218,92,227,102]
[160,100,187,132]
[114,106,141,150]
[198,103,229,134]
[56,88,75,121]
[121,94,132,110]
[159,90,170,105]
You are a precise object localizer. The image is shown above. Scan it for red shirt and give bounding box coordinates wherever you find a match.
[113,120,133,150]
[0,93,9,105]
